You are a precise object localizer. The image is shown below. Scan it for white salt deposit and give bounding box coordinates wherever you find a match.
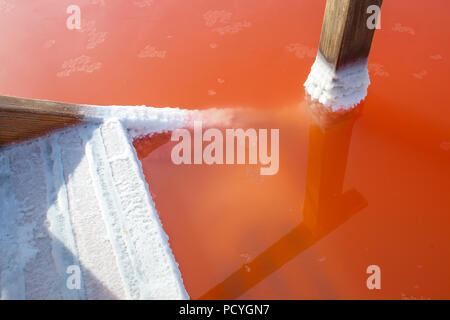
[0,104,225,300]
[304,53,371,111]
[72,104,235,137]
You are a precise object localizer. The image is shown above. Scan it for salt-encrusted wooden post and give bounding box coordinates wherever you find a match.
[305,0,383,111]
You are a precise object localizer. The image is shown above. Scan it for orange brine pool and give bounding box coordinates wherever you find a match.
[1,0,450,299]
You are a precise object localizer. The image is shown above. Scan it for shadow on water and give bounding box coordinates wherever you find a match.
[0,123,117,300]
[196,99,368,299]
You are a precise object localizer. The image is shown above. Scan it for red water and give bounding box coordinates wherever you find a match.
[2,0,450,299]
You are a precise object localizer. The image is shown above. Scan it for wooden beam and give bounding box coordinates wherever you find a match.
[319,0,383,70]
[0,95,90,146]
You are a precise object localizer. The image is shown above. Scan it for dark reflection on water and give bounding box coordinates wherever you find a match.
[199,100,367,299]
[136,98,368,300]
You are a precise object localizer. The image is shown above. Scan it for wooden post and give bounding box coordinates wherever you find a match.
[319,0,383,70]
[305,0,383,110]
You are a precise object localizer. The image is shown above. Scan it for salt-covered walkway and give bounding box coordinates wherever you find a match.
[0,106,192,299]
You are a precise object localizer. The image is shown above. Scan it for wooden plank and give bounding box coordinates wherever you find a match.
[0,95,90,146]
[319,0,383,69]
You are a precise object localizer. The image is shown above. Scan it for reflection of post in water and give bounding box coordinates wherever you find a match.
[303,102,367,238]
[199,101,367,300]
